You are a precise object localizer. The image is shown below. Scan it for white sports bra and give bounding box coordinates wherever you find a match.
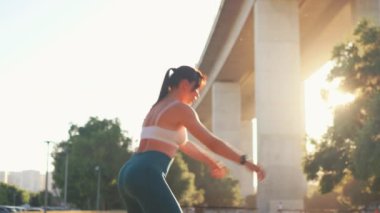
[140,101,188,148]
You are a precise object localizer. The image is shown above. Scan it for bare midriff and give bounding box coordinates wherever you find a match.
[136,139,178,158]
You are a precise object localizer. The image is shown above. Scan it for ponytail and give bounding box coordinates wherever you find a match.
[154,68,174,106]
[153,66,206,106]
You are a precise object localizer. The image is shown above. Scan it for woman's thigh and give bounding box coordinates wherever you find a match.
[118,188,144,213]
[136,172,182,213]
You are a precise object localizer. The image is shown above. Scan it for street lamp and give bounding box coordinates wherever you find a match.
[44,141,51,213]
[63,146,69,208]
[95,166,101,210]
[13,192,16,206]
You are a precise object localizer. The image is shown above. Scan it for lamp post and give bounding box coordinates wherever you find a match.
[63,146,69,208]
[44,141,51,213]
[95,166,101,210]
[13,192,16,206]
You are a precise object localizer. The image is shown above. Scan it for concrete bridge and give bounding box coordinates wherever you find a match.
[192,0,380,212]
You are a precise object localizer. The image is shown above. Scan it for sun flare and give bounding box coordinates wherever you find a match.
[304,61,355,152]
[324,79,355,108]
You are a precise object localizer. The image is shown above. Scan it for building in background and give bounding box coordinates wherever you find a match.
[0,171,7,183]
[0,170,53,193]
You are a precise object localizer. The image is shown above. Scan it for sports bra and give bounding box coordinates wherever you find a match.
[140,101,188,148]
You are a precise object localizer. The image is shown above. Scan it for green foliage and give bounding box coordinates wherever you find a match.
[201,176,242,207]
[0,183,7,204]
[52,117,133,209]
[182,154,243,207]
[28,191,59,207]
[303,20,380,207]
[0,183,29,205]
[339,176,380,207]
[304,189,345,210]
[166,153,204,206]
[29,192,42,207]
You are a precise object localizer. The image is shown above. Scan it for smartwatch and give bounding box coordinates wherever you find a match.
[240,154,247,165]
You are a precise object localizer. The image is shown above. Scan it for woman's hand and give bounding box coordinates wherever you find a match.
[209,161,228,179]
[245,161,265,182]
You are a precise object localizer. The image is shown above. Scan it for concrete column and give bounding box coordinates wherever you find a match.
[352,0,380,26]
[254,1,306,212]
[240,120,255,196]
[212,82,254,197]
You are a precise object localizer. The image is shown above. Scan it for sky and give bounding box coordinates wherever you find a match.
[0,0,354,175]
[0,0,222,173]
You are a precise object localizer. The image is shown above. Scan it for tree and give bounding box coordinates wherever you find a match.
[182,153,243,207]
[304,184,345,210]
[166,153,204,207]
[29,191,59,207]
[303,20,380,207]
[52,117,133,209]
[29,192,42,207]
[0,183,29,205]
[0,183,8,204]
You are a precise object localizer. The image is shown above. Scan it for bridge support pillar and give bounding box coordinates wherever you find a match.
[211,82,254,198]
[254,0,306,212]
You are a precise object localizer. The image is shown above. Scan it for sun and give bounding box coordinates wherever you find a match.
[304,61,355,152]
[323,78,355,108]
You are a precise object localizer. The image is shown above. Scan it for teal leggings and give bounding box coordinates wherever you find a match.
[117,151,182,213]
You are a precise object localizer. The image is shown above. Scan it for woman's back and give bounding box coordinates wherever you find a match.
[138,99,188,157]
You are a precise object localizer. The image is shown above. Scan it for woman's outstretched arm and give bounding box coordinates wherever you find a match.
[179,141,227,179]
[177,103,265,181]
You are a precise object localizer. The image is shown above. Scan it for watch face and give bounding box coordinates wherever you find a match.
[240,155,247,164]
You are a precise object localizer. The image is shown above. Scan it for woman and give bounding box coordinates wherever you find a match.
[117,65,265,213]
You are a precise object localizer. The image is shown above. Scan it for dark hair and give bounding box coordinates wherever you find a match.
[154,65,206,105]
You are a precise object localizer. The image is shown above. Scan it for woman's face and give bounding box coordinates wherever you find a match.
[182,80,200,104]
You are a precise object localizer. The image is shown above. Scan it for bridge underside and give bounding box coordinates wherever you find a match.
[193,0,379,212]
[195,0,357,127]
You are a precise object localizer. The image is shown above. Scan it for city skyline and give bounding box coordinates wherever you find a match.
[0,170,53,193]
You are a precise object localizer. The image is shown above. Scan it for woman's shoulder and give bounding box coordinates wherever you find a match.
[172,102,198,118]
[172,101,193,110]
[155,99,198,118]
